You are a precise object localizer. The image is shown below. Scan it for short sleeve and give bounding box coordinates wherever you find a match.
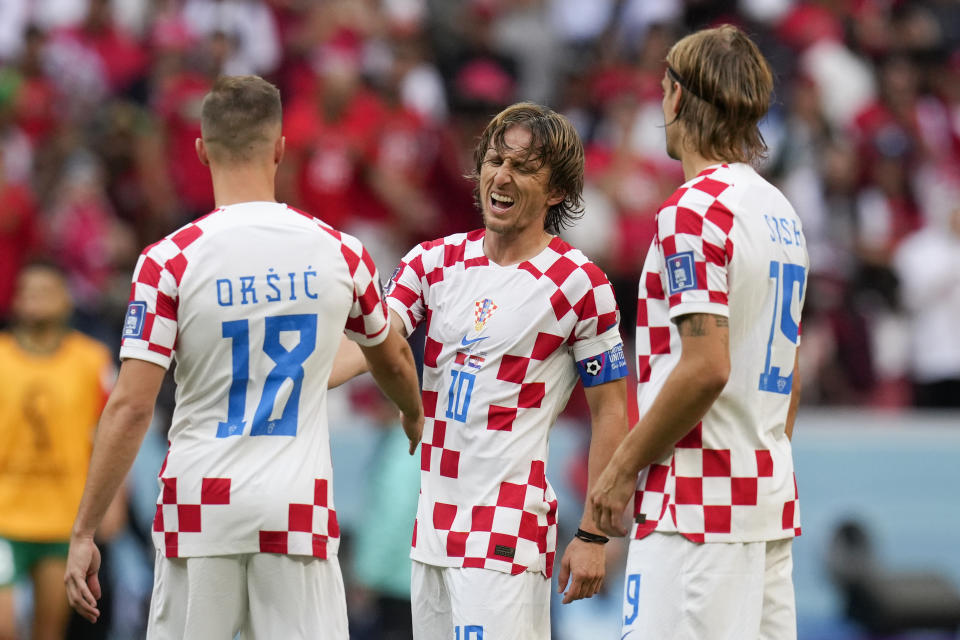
[570,263,623,362]
[118,243,183,369]
[657,197,734,321]
[341,237,389,346]
[385,243,428,336]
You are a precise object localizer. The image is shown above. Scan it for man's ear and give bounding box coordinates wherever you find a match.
[546,190,564,208]
[670,82,683,117]
[274,135,285,166]
[196,138,210,167]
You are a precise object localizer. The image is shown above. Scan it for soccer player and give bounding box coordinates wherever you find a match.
[588,25,808,639]
[0,261,122,640]
[384,102,629,638]
[63,75,424,639]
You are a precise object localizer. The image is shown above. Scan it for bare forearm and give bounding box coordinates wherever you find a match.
[785,356,801,440]
[361,329,422,419]
[328,335,370,388]
[580,405,627,532]
[610,360,723,479]
[73,403,153,538]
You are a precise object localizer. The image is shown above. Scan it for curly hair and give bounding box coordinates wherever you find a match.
[666,25,773,165]
[468,102,584,231]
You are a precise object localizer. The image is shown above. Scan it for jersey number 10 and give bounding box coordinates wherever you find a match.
[758,260,805,395]
[217,314,317,438]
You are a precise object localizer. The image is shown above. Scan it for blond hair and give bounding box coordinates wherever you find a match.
[666,25,773,164]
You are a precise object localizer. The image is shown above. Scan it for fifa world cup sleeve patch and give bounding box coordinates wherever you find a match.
[665,251,697,295]
[122,301,147,339]
[576,343,628,387]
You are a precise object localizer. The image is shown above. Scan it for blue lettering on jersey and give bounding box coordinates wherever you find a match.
[122,302,147,339]
[665,251,696,295]
[577,343,628,387]
[215,268,324,307]
[763,214,803,248]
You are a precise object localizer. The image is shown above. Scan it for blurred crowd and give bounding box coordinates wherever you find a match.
[2,0,960,408]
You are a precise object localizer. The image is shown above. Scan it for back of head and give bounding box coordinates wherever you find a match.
[200,75,282,165]
[471,101,584,231]
[667,25,773,165]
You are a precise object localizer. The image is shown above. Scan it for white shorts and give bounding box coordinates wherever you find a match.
[147,551,348,640]
[411,561,550,640]
[621,533,796,640]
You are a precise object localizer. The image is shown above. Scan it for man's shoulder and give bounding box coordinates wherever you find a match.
[532,236,612,291]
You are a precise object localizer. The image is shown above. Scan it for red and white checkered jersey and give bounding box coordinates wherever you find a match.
[386,230,625,578]
[633,163,808,544]
[119,201,388,559]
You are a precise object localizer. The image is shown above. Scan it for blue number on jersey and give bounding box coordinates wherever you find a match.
[217,314,317,438]
[445,369,476,423]
[758,261,805,394]
[624,573,642,626]
[455,625,483,639]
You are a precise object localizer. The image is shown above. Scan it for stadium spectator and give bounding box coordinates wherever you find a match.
[893,202,960,408]
[589,25,808,639]
[63,75,423,638]
[0,260,123,640]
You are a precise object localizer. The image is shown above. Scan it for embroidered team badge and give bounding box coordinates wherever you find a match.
[474,298,498,331]
[666,251,697,295]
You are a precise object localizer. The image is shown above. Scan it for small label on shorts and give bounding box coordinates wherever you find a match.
[494,544,515,559]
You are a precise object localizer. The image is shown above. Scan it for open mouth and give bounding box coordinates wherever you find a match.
[490,192,515,213]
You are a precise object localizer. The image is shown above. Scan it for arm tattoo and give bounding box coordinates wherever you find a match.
[677,314,709,337]
[677,314,728,336]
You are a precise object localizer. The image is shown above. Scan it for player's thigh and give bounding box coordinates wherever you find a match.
[411,561,451,640]
[621,534,766,640]
[243,553,347,640]
[445,567,550,640]
[759,538,796,640]
[146,552,246,640]
[29,554,70,640]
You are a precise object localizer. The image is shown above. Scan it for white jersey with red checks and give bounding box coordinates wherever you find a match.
[386,230,625,578]
[633,163,808,544]
[119,202,388,559]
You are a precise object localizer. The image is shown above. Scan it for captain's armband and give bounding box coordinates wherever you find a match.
[575,343,628,387]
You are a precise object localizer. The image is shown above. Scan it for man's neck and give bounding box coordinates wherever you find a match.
[210,163,278,208]
[482,227,554,266]
[13,325,67,355]
[681,151,726,183]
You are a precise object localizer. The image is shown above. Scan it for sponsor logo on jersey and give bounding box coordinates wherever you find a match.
[473,298,498,331]
[122,302,147,339]
[666,251,696,294]
[460,335,489,348]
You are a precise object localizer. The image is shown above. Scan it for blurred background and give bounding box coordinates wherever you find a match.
[1,0,959,638]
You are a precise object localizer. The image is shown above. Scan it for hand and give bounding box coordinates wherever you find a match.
[557,536,605,604]
[401,410,424,455]
[587,462,635,537]
[64,535,102,623]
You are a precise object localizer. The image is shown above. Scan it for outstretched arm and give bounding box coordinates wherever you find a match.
[359,313,422,453]
[66,359,165,623]
[589,313,730,536]
[558,378,628,604]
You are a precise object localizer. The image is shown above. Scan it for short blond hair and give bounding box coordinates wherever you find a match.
[667,25,773,164]
[200,75,282,163]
